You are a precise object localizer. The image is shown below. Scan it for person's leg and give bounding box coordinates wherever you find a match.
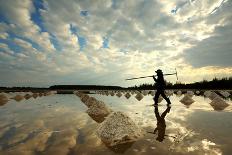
[161,91,171,105]
[153,90,161,105]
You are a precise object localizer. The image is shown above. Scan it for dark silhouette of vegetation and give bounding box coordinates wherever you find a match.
[128,77,232,90]
[49,85,124,90]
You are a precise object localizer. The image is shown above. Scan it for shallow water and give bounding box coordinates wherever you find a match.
[0,92,232,155]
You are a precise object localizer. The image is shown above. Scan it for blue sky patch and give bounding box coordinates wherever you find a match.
[80,11,89,17]
[78,36,87,51]
[31,0,46,32]
[102,37,109,48]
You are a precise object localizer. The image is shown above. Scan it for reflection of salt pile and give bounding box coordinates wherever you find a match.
[135,93,143,101]
[180,95,195,106]
[97,111,143,146]
[24,93,32,100]
[125,92,131,99]
[110,91,115,96]
[0,93,9,105]
[210,97,229,111]
[116,92,122,98]
[158,96,163,103]
[32,93,38,99]
[219,91,231,98]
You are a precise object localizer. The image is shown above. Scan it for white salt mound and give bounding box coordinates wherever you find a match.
[86,101,112,122]
[97,111,143,146]
[210,97,229,111]
[74,91,82,97]
[84,97,98,107]
[116,92,122,98]
[80,94,90,103]
[125,93,131,99]
[135,93,143,101]
[196,91,200,95]
[0,93,9,105]
[219,91,231,98]
[180,95,195,105]
[165,90,174,96]
[204,91,211,97]
[186,91,194,97]
[142,90,148,96]
[208,92,220,100]
[150,91,155,96]
[177,90,182,95]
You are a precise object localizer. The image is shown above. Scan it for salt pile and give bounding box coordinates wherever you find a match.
[195,91,200,95]
[84,97,98,107]
[176,90,182,96]
[219,91,231,98]
[180,95,195,106]
[77,92,112,123]
[116,92,122,98]
[12,94,24,102]
[204,91,211,97]
[150,91,155,96]
[208,91,220,100]
[125,93,131,99]
[97,111,143,146]
[86,100,112,123]
[166,90,174,96]
[80,94,90,103]
[0,93,8,105]
[135,93,143,101]
[186,91,194,97]
[210,96,229,111]
[142,90,148,96]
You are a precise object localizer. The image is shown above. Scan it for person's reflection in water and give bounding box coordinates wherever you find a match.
[149,105,171,142]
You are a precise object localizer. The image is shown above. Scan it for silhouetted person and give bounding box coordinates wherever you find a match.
[153,69,171,106]
[153,105,171,142]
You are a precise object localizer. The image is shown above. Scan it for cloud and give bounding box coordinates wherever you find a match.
[0,0,232,86]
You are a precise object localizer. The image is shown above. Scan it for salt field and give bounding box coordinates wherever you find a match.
[0,90,232,155]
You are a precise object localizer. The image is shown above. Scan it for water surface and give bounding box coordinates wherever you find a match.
[0,92,232,155]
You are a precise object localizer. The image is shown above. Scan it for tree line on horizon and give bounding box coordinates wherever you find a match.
[128,77,232,90]
[0,77,231,90]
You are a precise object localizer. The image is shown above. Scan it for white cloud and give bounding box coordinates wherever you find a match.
[0,0,231,86]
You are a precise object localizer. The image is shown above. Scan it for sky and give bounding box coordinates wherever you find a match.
[0,0,232,87]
